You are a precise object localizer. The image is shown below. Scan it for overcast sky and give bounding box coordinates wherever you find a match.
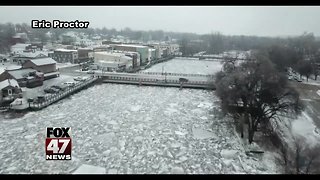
[0,6,319,37]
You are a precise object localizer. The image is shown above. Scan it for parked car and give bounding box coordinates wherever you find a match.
[35,96,46,103]
[74,76,87,81]
[87,70,95,74]
[63,82,76,87]
[82,67,89,71]
[44,87,59,94]
[51,85,64,91]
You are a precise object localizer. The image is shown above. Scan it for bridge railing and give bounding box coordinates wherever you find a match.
[137,71,214,78]
[104,75,210,85]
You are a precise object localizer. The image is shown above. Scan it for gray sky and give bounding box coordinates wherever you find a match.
[0,6,319,37]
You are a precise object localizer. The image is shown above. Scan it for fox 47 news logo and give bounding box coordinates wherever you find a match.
[45,127,72,160]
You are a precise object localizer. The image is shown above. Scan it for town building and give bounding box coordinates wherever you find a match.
[12,51,48,64]
[93,51,133,72]
[78,48,94,63]
[10,43,31,55]
[0,68,44,88]
[11,33,29,44]
[22,57,59,80]
[48,49,78,64]
[111,44,149,66]
[92,45,111,52]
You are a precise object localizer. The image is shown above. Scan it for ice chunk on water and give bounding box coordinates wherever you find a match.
[192,128,216,139]
[72,164,106,174]
[107,120,118,125]
[221,149,238,159]
[175,131,187,136]
[134,136,143,142]
[24,134,37,139]
[107,169,118,174]
[171,167,185,174]
[130,105,142,112]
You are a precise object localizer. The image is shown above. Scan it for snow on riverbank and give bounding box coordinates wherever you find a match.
[292,112,320,147]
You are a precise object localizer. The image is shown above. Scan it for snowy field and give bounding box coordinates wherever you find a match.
[142,58,223,75]
[0,84,279,174]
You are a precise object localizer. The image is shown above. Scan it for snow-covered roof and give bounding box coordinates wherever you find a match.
[116,44,148,48]
[78,48,93,51]
[28,58,57,66]
[7,68,36,80]
[16,51,48,58]
[94,52,126,57]
[11,43,31,49]
[55,49,77,52]
[0,79,19,89]
[97,61,127,67]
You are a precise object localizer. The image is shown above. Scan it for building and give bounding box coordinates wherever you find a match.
[123,51,140,69]
[11,33,29,44]
[148,48,156,62]
[22,57,59,80]
[74,39,94,47]
[92,45,111,52]
[48,49,78,64]
[0,79,22,105]
[93,52,133,72]
[0,68,44,88]
[10,43,31,55]
[77,48,94,63]
[111,44,149,66]
[149,43,180,57]
[61,35,76,45]
[12,51,48,64]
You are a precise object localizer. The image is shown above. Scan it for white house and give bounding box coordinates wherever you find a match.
[93,52,133,71]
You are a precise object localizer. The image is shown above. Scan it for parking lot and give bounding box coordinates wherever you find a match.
[21,74,89,101]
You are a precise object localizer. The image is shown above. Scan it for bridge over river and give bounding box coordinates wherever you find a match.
[97,72,216,90]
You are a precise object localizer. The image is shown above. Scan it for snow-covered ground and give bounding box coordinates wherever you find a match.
[0,84,279,174]
[142,58,223,75]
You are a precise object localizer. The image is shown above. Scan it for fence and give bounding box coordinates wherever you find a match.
[137,71,215,78]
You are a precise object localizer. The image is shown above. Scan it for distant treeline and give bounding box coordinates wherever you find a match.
[1,22,320,60]
[178,32,320,55]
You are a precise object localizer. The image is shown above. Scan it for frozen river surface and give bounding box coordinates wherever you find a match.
[0,84,278,174]
[143,58,223,75]
[0,59,279,174]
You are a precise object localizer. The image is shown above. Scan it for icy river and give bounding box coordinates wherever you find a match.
[0,58,279,174]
